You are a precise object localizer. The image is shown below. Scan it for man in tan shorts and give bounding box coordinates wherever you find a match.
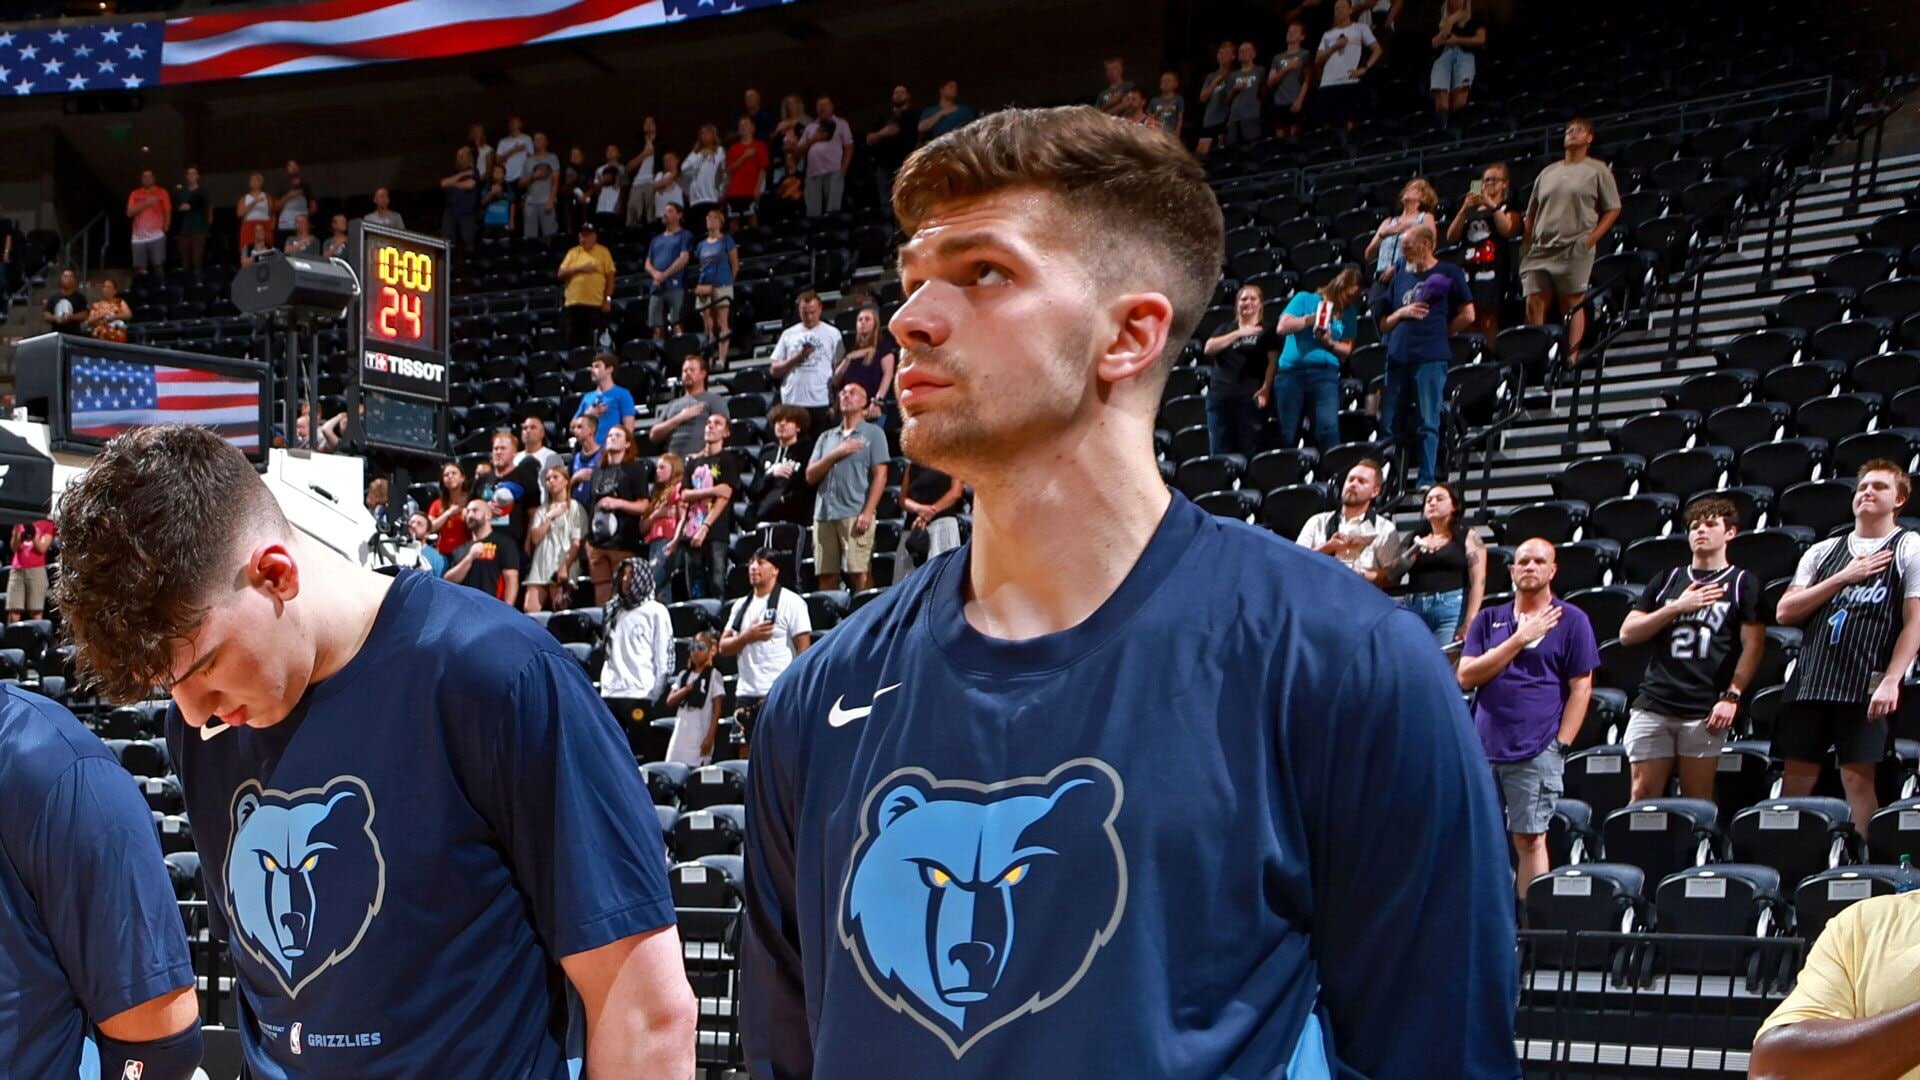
[803,381,889,591]
[6,519,54,621]
[1521,117,1621,365]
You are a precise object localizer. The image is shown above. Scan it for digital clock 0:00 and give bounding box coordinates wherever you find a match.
[376,245,434,292]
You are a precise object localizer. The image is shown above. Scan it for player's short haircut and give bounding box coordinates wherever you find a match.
[1353,458,1385,485]
[1569,115,1595,135]
[1685,496,1739,531]
[768,404,812,433]
[1858,458,1913,503]
[591,351,618,368]
[891,105,1225,374]
[493,428,521,449]
[53,424,292,703]
[795,288,821,306]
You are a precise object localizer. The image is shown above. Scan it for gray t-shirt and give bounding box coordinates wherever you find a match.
[809,420,889,522]
[524,153,561,206]
[1225,65,1265,122]
[1270,49,1309,105]
[658,391,730,457]
[1524,157,1623,249]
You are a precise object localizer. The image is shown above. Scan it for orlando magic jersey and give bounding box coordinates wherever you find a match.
[1633,564,1761,716]
[165,571,675,1078]
[1789,530,1912,704]
[740,494,1520,1079]
[0,685,194,1080]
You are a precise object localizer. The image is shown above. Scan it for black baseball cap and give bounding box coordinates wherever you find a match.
[578,221,597,233]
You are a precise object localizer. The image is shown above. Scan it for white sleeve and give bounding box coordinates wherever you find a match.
[651,606,676,691]
[1791,540,1832,589]
[1359,24,1377,46]
[1902,534,1920,599]
[1296,513,1324,548]
[785,592,814,640]
[769,329,793,364]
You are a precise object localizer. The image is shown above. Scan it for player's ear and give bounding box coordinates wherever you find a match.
[1094,290,1176,389]
[248,541,301,605]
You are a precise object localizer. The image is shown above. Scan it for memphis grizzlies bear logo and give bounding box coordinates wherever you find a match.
[838,758,1126,1058]
[224,776,387,999]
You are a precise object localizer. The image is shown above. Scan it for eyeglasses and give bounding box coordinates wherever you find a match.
[690,642,712,652]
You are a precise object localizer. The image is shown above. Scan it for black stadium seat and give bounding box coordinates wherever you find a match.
[1588,494,1680,544]
[1620,535,1690,585]
[1794,392,1880,444]
[1566,745,1632,821]
[1610,410,1700,458]
[641,762,691,807]
[1261,483,1329,539]
[1567,585,1639,642]
[1602,798,1725,885]
[1652,865,1792,975]
[1727,797,1856,889]
[1525,864,1651,970]
[1494,500,1588,546]
[1736,438,1825,492]
[1778,479,1859,535]
[673,805,746,860]
[1794,867,1908,944]
[1549,798,1600,865]
[1727,528,1811,586]
[1552,455,1645,506]
[1865,797,1920,864]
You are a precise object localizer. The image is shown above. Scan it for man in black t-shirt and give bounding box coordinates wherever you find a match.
[488,429,542,551]
[865,85,918,198]
[1616,497,1764,800]
[43,269,88,333]
[446,499,523,606]
[681,413,740,602]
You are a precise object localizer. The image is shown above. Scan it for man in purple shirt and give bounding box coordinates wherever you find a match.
[801,95,854,217]
[1457,538,1599,903]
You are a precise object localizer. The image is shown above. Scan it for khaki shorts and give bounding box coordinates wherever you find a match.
[1623,706,1727,762]
[6,565,46,612]
[697,285,733,307]
[814,516,876,574]
[1519,240,1596,297]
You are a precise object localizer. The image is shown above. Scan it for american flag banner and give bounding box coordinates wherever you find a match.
[0,22,164,96]
[70,356,263,451]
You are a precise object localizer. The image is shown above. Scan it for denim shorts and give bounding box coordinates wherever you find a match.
[1431,47,1476,92]
[1494,745,1564,835]
[1401,589,1465,647]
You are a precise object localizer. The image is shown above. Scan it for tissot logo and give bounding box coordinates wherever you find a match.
[362,350,444,384]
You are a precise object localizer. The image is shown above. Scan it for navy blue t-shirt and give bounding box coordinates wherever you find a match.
[647,227,696,290]
[1385,259,1473,366]
[741,493,1519,1078]
[165,570,674,1077]
[0,685,194,1080]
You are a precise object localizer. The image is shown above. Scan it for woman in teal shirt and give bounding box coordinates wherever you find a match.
[1272,267,1362,451]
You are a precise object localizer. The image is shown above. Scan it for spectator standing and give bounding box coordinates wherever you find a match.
[557,222,616,350]
[641,454,685,600]
[235,172,272,261]
[274,160,314,247]
[488,430,542,551]
[1457,539,1599,902]
[445,499,522,607]
[440,146,480,250]
[563,146,592,233]
[715,549,812,753]
[1774,461,1920,835]
[1379,224,1473,488]
[1365,178,1439,309]
[679,414,741,602]
[523,466,587,613]
[694,209,739,368]
[365,186,404,230]
[626,118,659,227]
[735,89,779,148]
[650,354,730,458]
[1201,283,1279,457]
[495,115,533,184]
[1120,89,1161,130]
[1386,482,1487,648]
[592,148,627,232]
[407,512,447,576]
[801,97,854,217]
[917,80,976,143]
[650,152,685,226]
[1095,57,1135,115]
[684,125,728,226]
[521,133,562,240]
[1147,72,1186,140]
[866,86,917,197]
[464,123,494,180]
[769,290,842,438]
[518,415,565,479]
[585,426,652,605]
[899,458,964,570]
[1521,118,1622,366]
[661,631,726,767]
[42,269,87,334]
[644,203,695,340]
[1617,497,1764,802]
[1313,1,1382,130]
[173,166,208,270]
[1297,460,1399,587]
[575,352,638,445]
[83,280,130,342]
[746,406,814,528]
[726,117,771,225]
[1196,41,1236,156]
[833,306,896,426]
[1447,162,1521,338]
[322,214,350,260]
[1222,42,1267,146]
[773,93,812,165]
[6,519,55,621]
[568,414,603,507]
[1272,267,1362,451]
[126,169,171,274]
[240,223,276,268]
[282,214,321,258]
[429,462,473,560]
[804,382,889,592]
[1430,0,1486,122]
[598,558,674,705]
[1268,22,1312,138]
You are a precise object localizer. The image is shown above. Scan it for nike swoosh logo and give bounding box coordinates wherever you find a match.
[199,722,231,741]
[828,683,902,728]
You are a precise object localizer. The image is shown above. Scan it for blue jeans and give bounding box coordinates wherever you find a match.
[1205,393,1261,458]
[1272,365,1342,451]
[1382,359,1447,486]
[1402,588,1465,647]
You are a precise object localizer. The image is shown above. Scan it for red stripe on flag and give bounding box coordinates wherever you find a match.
[156,394,262,411]
[163,0,652,83]
[156,368,246,382]
[164,0,402,43]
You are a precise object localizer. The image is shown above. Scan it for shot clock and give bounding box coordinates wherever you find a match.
[350,222,450,455]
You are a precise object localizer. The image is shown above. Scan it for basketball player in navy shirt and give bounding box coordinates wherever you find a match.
[740,107,1519,1078]
[1775,460,1920,834]
[52,425,695,1078]
[0,685,203,1080]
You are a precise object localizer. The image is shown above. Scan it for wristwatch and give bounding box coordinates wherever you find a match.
[1718,688,1743,704]
[1551,740,1571,756]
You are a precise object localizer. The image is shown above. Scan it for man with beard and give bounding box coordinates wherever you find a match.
[738,106,1517,1079]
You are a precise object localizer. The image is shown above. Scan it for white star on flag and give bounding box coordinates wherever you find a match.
[0,32,14,48]
[75,45,90,57]
[17,45,37,60]
[99,60,116,72]
[66,74,85,90]
[100,27,121,43]
[0,66,9,81]
[123,75,142,88]
[126,44,145,59]
[13,79,32,95]
[48,30,66,44]
[42,59,61,74]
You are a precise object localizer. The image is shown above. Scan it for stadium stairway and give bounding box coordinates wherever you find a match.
[1461,148,1920,520]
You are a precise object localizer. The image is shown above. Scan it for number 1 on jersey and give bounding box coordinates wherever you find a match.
[1828,608,1846,645]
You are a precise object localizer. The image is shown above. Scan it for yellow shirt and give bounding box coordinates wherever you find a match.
[1759,892,1920,1079]
[561,243,616,308]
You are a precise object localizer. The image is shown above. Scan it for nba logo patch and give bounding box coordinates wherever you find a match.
[120,1062,144,1080]
[291,1022,304,1054]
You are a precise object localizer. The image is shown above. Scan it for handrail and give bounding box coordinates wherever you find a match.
[63,212,109,284]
